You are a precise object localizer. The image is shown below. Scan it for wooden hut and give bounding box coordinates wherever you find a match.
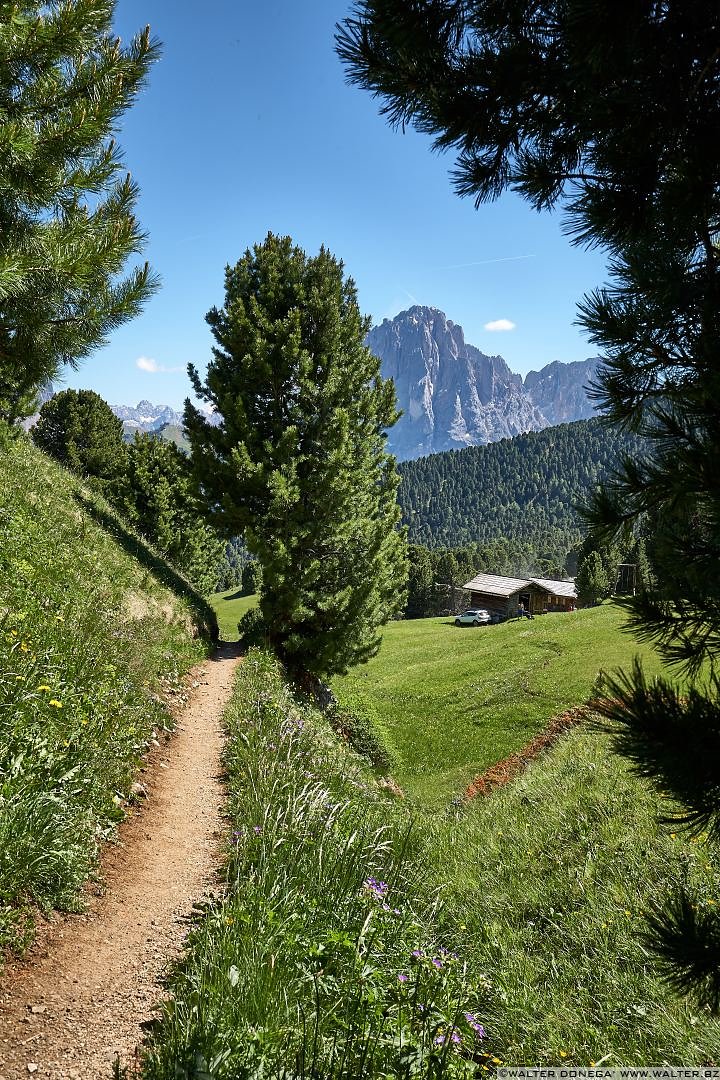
[462,572,577,618]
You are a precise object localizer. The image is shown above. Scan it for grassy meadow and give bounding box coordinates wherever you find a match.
[0,436,215,958]
[332,604,668,805]
[210,586,257,640]
[147,648,720,1070]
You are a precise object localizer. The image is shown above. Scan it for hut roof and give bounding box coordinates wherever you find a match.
[530,577,577,599]
[462,572,577,600]
[462,573,532,597]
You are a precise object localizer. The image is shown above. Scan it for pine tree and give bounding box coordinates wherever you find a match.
[123,432,224,596]
[184,233,408,678]
[31,388,126,493]
[575,550,609,606]
[338,0,720,1007]
[0,1,159,425]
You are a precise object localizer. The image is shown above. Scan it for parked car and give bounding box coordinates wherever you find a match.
[454,608,491,626]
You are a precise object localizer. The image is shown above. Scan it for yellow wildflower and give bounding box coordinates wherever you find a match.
[37,685,52,692]
[48,699,62,708]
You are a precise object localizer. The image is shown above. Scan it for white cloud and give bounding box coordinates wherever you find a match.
[484,318,516,332]
[136,356,160,372]
[136,356,183,374]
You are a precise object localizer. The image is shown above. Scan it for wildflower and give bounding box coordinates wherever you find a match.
[253,825,262,835]
[49,699,62,708]
[431,956,443,969]
[363,877,389,899]
[411,949,423,960]
[398,973,408,983]
[37,685,52,692]
[434,1030,462,1047]
[20,641,28,652]
[463,1012,485,1038]
[438,947,459,961]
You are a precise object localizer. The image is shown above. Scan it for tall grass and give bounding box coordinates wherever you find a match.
[0,437,214,956]
[422,726,720,1064]
[144,651,492,1078]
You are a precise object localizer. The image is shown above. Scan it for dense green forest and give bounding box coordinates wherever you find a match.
[397,419,644,551]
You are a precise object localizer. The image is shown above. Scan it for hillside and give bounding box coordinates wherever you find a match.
[140,641,720,1068]
[398,417,644,549]
[0,435,217,957]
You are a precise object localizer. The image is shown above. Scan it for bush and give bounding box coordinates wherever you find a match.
[237,606,267,649]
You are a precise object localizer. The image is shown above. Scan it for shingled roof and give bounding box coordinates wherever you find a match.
[462,572,577,599]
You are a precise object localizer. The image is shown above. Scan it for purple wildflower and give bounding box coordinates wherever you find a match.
[434,1030,462,1048]
[363,877,389,899]
[411,949,423,960]
[253,825,262,835]
[463,1013,485,1038]
[397,973,408,983]
[431,957,443,970]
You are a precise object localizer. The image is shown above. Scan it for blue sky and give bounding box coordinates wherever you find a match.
[63,0,609,410]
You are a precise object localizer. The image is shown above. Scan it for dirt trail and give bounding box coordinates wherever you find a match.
[0,641,242,1080]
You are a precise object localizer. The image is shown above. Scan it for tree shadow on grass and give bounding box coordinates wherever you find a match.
[219,587,250,602]
[74,492,219,642]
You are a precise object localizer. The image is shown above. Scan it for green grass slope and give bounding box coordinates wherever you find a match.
[333,605,667,805]
[145,652,720,1069]
[0,435,216,956]
[425,725,720,1064]
[210,587,257,640]
[144,651,489,1078]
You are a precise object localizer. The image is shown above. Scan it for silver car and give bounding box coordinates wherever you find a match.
[454,608,491,626]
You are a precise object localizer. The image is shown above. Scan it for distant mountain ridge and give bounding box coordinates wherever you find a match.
[112,399,184,433]
[29,308,599,461]
[367,306,600,460]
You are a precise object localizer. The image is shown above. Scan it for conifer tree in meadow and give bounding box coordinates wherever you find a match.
[184,233,407,678]
[0,1,159,425]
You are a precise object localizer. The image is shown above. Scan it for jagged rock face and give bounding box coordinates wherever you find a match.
[367,307,546,459]
[523,358,600,426]
[367,306,600,460]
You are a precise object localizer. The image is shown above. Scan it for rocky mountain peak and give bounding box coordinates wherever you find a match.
[367,307,601,460]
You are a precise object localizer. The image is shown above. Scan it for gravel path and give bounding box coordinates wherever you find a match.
[0,642,241,1079]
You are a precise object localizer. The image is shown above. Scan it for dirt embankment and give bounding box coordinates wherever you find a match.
[464,706,592,800]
